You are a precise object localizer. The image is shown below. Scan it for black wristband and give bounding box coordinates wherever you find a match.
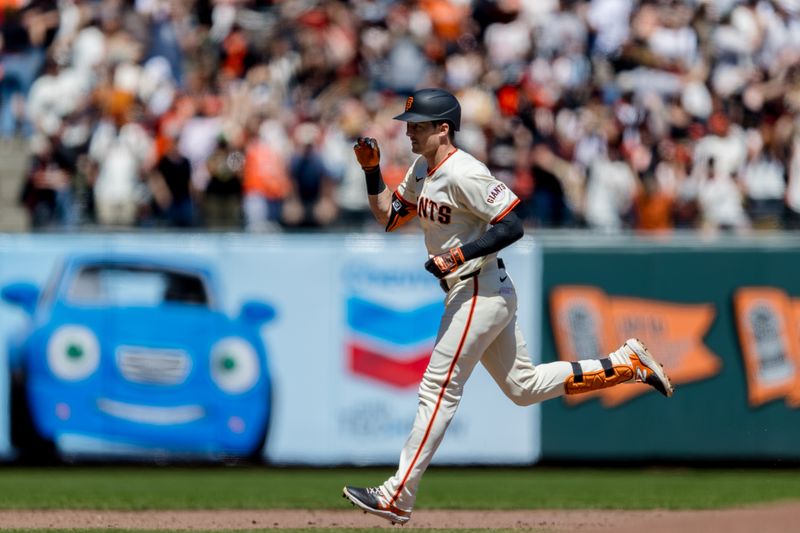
[364,167,386,195]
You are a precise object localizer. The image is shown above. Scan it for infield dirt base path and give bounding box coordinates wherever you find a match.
[0,503,797,532]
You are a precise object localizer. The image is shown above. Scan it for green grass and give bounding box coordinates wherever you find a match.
[0,467,798,510]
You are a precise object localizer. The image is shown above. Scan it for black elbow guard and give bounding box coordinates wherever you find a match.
[460,210,523,260]
[502,211,524,241]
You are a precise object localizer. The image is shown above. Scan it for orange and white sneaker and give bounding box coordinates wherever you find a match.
[624,338,674,397]
[342,486,411,525]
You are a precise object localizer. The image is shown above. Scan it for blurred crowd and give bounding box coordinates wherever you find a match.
[3,0,800,233]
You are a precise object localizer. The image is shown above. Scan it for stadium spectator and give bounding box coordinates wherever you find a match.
[204,137,244,229]
[241,118,290,232]
[696,155,750,232]
[87,103,154,226]
[150,131,195,228]
[632,172,675,233]
[739,126,787,229]
[283,121,338,228]
[786,132,800,229]
[0,1,56,137]
[584,133,638,231]
[19,133,76,228]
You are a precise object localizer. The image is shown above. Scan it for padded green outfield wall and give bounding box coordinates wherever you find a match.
[539,238,800,461]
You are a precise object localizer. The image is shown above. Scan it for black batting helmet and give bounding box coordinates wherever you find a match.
[393,88,461,131]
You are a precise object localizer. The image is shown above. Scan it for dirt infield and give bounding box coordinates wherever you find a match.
[0,503,797,532]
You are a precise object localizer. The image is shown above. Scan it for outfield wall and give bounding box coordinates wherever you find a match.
[1,233,799,464]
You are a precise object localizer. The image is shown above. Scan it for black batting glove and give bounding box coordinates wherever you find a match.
[425,248,465,279]
[353,137,380,170]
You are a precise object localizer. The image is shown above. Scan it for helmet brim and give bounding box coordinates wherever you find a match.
[393,112,459,130]
[393,111,436,123]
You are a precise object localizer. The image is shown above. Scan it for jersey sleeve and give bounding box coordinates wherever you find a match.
[394,159,420,207]
[456,172,520,224]
[385,159,420,232]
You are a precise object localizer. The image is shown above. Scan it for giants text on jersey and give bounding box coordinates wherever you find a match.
[417,197,452,224]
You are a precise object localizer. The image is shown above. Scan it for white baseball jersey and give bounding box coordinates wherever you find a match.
[394,149,520,280]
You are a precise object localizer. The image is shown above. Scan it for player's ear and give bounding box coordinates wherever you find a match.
[442,121,456,142]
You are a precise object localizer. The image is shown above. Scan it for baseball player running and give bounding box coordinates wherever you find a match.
[342,88,673,525]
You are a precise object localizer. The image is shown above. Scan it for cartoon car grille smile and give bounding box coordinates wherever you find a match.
[97,398,205,425]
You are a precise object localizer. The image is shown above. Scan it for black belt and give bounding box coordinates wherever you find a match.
[439,258,505,293]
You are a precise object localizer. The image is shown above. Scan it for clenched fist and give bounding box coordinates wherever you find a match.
[354,137,380,171]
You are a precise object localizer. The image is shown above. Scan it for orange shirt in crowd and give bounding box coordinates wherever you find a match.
[222,30,248,79]
[243,141,290,200]
[420,0,468,42]
[634,190,674,232]
[0,0,26,9]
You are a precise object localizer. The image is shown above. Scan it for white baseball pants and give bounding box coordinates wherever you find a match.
[379,260,633,512]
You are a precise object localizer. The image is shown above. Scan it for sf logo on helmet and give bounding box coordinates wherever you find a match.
[405,97,414,111]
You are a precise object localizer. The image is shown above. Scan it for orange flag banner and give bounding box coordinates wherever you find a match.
[790,300,800,408]
[551,286,721,407]
[733,288,800,407]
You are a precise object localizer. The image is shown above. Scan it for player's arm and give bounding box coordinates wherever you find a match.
[365,175,393,227]
[461,208,523,256]
[425,207,523,278]
[354,137,416,230]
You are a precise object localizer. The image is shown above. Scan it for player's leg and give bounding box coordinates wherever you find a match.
[344,277,514,521]
[385,279,516,508]
[482,314,673,405]
[481,316,573,404]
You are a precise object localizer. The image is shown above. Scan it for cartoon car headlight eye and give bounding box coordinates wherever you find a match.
[210,338,259,394]
[47,325,100,381]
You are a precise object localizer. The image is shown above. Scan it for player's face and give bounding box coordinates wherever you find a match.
[406,121,444,155]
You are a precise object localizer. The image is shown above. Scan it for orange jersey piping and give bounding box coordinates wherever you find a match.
[427,149,458,177]
[490,198,520,224]
[389,277,479,506]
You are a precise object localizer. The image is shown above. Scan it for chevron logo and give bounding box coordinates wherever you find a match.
[347,343,432,388]
[346,296,443,387]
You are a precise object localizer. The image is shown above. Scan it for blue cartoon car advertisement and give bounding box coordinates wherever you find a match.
[0,236,278,462]
[0,234,541,464]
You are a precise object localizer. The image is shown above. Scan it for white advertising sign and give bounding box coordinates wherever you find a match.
[265,234,541,465]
